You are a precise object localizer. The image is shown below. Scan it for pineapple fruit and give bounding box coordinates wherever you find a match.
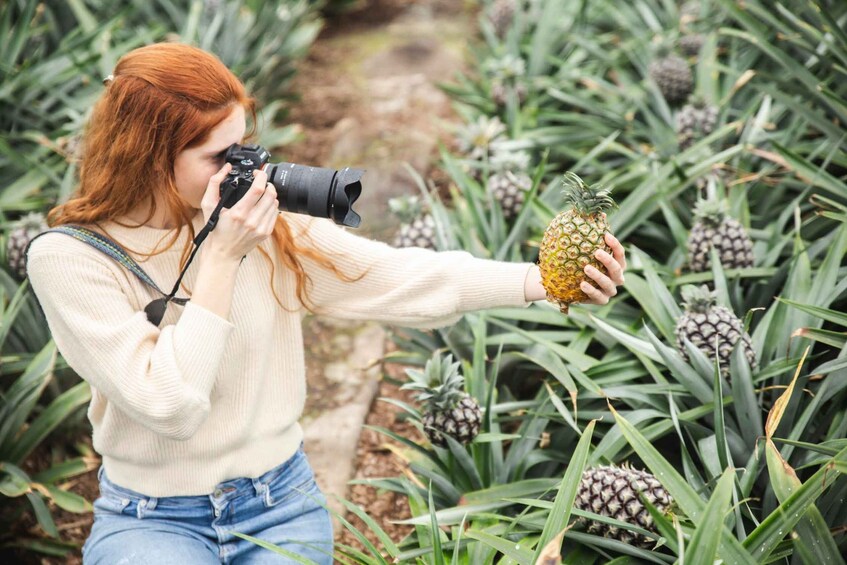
[538,173,615,313]
[401,354,482,447]
[676,97,718,150]
[488,0,516,39]
[6,212,48,279]
[649,54,693,105]
[687,198,754,272]
[487,148,533,220]
[675,284,758,375]
[389,195,437,250]
[575,464,673,547]
[485,54,528,108]
[679,33,705,57]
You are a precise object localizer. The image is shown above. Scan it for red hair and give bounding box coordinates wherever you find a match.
[48,42,351,311]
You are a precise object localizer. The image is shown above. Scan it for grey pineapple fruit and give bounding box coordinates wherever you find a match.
[675,284,758,376]
[487,148,533,220]
[401,354,482,447]
[575,464,673,547]
[6,212,48,279]
[676,97,718,149]
[687,198,754,272]
[389,195,437,250]
[649,54,693,105]
[488,0,516,39]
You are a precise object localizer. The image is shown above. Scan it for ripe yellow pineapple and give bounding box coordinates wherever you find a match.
[539,172,615,313]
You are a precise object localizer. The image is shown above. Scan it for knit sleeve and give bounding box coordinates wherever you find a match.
[287,215,533,328]
[26,234,234,441]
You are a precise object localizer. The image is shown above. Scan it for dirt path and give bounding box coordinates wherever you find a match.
[289,0,478,547]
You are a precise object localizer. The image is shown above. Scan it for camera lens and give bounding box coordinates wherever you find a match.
[264,163,363,228]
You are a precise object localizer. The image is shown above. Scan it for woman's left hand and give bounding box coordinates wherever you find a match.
[579,232,627,306]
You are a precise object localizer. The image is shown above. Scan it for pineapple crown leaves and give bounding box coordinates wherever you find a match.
[483,54,526,81]
[455,115,507,157]
[680,284,716,313]
[490,147,531,173]
[401,353,468,411]
[692,197,729,226]
[388,195,426,223]
[561,172,617,215]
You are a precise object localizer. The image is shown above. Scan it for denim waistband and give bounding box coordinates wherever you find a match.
[97,443,306,506]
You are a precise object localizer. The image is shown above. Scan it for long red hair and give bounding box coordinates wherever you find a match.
[48,42,351,311]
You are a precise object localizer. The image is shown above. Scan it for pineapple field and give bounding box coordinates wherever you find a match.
[2,0,847,564]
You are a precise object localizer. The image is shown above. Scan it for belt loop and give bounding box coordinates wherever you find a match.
[251,477,265,496]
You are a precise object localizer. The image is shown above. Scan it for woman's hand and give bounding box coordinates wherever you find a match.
[200,163,279,262]
[579,232,626,306]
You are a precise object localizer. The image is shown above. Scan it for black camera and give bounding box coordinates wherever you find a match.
[220,144,363,228]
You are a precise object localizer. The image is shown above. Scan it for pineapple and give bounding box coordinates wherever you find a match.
[487,148,532,220]
[679,33,705,57]
[687,198,754,272]
[401,354,482,447]
[538,173,615,313]
[388,195,437,250]
[675,284,758,375]
[575,464,673,547]
[6,212,48,279]
[488,0,516,39]
[649,55,693,105]
[676,97,718,150]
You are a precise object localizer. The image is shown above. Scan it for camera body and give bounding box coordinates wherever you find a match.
[220,143,363,228]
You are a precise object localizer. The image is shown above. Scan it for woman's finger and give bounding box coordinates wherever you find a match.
[229,169,268,215]
[580,281,608,305]
[584,265,617,296]
[594,249,624,284]
[605,233,627,273]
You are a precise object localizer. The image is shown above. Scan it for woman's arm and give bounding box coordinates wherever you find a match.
[27,236,235,441]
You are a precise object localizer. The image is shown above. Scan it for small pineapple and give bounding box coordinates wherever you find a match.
[388,195,437,250]
[401,354,482,447]
[488,0,516,39]
[575,464,673,547]
[676,97,719,150]
[6,212,48,279]
[687,198,754,272]
[487,148,533,220]
[538,173,615,313]
[675,284,758,375]
[679,33,705,57]
[649,55,693,105]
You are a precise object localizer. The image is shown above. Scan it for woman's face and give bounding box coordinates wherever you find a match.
[173,105,246,209]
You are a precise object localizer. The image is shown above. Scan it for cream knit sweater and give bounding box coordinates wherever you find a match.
[26,210,533,497]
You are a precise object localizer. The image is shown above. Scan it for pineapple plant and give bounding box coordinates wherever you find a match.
[487,0,516,39]
[487,148,533,220]
[6,212,48,279]
[687,197,754,272]
[401,354,482,447]
[485,54,528,108]
[455,115,507,176]
[388,195,437,250]
[575,464,673,547]
[675,284,758,375]
[538,172,615,313]
[676,97,719,149]
[649,54,693,105]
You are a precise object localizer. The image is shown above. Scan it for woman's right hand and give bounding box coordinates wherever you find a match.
[200,163,280,262]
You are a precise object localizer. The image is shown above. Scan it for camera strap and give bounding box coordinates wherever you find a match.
[27,187,233,327]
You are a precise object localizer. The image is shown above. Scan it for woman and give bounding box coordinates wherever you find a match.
[26,43,626,564]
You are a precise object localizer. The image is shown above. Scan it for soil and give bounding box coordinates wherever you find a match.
[3,0,474,562]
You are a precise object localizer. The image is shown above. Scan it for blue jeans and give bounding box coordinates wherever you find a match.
[82,445,333,564]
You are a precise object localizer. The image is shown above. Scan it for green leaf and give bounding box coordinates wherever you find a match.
[532,420,596,563]
[465,529,534,564]
[230,532,320,564]
[684,468,736,565]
